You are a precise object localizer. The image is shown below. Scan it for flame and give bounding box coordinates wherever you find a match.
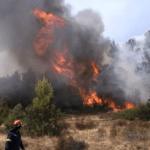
[124,102,135,109]
[91,61,99,82]
[78,88,135,111]
[32,8,137,112]
[50,45,74,79]
[91,62,98,75]
[33,8,66,56]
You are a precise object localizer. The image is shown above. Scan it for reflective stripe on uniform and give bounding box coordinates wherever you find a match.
[6,139,12,142]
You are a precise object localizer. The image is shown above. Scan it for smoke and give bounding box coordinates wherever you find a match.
[0,0,150,109]
[112,42,149,103]
[0,0,71,75]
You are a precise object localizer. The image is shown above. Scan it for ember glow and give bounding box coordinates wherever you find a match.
[33,8,137,111]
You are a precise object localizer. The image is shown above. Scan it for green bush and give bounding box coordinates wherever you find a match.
[23,76,64,137]
[0,102,9,125]
[4,103,25,130]
[117,102,150,121]
[117,107,139,120]
[136,104,150,121]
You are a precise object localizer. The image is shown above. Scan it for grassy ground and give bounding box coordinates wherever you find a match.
[1,111,150,150]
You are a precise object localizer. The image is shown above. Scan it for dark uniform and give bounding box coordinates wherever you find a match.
[5,124,25,150]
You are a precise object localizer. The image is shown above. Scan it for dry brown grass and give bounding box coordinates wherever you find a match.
[121,120,150,142]
[97,128,106,138]
[115,119,128,127]
[1,113,150,149]
[75,118,97,130]
[99,111,119,120]
[55,136,88,150]
[110,124,117,138]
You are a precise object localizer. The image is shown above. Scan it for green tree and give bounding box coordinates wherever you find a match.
[32,76,53,109]
[24,76,64,137]
[0,101,9,125]
[4,103,25,130]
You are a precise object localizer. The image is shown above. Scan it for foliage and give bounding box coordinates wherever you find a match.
[136,104,150,121]
[32,76,53,110]
[0,101,9,125]
[4,103,25,130]
[117,107,139,120]
[146,99,150,108]
[0,69,36,109]
[24,76,64,137]
[117,101,150,121]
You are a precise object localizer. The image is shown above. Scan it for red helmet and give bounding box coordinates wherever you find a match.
[13,119,22,126]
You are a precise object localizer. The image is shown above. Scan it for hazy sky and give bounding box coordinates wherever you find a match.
[64,0,150,42]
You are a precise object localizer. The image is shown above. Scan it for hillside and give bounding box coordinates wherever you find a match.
[1,112,150,150]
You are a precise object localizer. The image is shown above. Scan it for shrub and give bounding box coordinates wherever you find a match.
[117,107,139,120]
[136,104,150,121]
[4,103,25,130]
[23,76,64,137]
[4,115,16,131]
[55,136,88,150]
[0,102,9,125]
[117,103,150,121]
[75,118,96,130]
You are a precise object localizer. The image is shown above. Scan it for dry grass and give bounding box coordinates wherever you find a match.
[115,119,128,127]
[97,128,106,138]
[122,120,150,142]
[1,113,150,149]
[75,117,97,130]
[55,136,88,150]
[110,124,117,138]
[99,111,119,120]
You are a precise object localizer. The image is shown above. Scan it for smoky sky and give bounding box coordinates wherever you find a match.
[0,0,150,107]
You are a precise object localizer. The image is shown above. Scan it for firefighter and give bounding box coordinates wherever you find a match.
[5,119,25,150]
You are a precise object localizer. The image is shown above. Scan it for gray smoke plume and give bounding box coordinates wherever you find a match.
[0,0,150,109]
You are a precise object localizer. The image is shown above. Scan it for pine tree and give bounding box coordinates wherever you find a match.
[33,76,53,109]
[24,76,64,137]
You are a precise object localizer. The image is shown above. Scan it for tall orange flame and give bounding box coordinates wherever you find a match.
[33,8,66,56]
[91,62,98,75]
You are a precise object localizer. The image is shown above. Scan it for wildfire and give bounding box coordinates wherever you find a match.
[91,61,101,82]
[33,8,66,56]
[79,88,136,111]
[91,62,98,75]
[124,102,135,109]
[50,45,74,79]
[32,8,137,112]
